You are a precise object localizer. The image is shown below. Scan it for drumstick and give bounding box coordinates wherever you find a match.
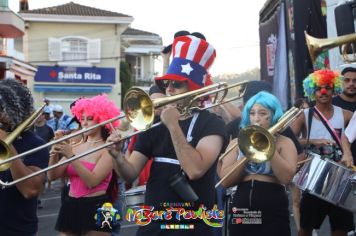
[297,157,312,166]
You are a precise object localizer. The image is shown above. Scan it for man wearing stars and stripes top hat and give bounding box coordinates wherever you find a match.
[107,35,228,236]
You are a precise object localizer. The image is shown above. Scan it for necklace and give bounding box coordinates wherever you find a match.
[86,139,104,144]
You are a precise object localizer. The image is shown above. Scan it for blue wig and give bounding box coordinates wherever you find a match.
[240,91,283,128]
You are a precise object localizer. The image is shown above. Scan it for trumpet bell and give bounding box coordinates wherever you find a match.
[305,31,356,63]
[0,140,11,171]
[238,125,276,163]
[124,88,155,131]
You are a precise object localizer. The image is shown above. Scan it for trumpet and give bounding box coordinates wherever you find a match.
[305,31,356,63]
[215,107,302,188]
[0,81,249,187]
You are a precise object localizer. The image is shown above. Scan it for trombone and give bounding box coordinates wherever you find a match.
[0,104,46,171]
[0,80,248,187]
[215,107,303,188]
[123,81,245,130]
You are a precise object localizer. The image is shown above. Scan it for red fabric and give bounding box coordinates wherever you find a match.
[127,134,152,186]
[138,159,152,186]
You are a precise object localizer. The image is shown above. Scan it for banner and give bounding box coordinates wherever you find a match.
[34,66,116,84]
[273,1,289,110]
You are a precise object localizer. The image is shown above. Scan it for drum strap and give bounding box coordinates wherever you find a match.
[313,107,343,151]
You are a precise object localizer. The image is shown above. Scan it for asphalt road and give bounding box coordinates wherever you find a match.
[38,181,356,236]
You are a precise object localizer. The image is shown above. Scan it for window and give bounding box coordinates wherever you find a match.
[48,36,100,64]
[62,38,87,61]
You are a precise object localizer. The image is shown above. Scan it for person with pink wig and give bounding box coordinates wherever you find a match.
[47,94,121,236]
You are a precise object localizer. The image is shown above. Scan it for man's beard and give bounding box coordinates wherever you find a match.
[343,90,356,98]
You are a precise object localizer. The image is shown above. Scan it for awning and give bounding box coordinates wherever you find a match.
[0,55,37,79]
[34,85,112,93]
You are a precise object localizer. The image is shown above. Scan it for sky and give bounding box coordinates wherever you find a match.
[9,0,267,76]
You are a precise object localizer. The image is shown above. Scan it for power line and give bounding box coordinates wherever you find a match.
[28,56,123,63]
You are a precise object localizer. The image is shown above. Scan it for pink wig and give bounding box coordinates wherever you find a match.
[71,94,121,131]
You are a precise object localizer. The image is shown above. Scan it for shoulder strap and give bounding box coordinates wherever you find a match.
[307,107,314,144]
[313,107,343,150]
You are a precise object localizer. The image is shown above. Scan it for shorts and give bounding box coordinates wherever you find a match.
[228,180,290,236]
[55,194,114,234]
[300,193,355,231]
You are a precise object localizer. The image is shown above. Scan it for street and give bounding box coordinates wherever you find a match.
[38,181,356,236]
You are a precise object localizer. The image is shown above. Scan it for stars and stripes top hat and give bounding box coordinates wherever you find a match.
[155,35,216,91]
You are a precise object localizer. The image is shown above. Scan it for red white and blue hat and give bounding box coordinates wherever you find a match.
[155,35,216,91]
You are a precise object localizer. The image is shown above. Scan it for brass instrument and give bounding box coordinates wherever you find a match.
[124,81,246,130]
[216,107,302,188]
[0,81,248,187]
[305,31,356,63]
[0,104,46,171]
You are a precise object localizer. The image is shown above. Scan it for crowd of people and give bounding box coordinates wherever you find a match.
[0,32,355,236]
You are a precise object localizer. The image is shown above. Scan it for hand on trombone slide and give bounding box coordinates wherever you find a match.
[106,129,124,159]
[51,141,74,160]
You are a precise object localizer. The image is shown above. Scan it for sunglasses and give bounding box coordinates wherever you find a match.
[161,80,187,89]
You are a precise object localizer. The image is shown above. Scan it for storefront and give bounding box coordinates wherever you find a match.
[33,65,117,113]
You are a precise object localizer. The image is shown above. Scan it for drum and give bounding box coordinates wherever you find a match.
[122,185,146,207]
[293,153,355,212]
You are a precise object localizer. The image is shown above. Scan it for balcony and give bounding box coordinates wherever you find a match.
[0,9,25,38]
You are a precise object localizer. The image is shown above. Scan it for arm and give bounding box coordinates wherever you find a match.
[290,112,307,145]
[344,111,356,144]
[161,107,224,180]
[340,134,354,168]
[0,130,45,199]
[217,138,246,188]
[52,141,114,188]
[10,156,45,199]
[47,145,69,181]
[271,136,298,184]
[106,133,148,183]
[2,134,45,199]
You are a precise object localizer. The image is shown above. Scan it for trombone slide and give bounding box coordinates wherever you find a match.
[215,157,247,188]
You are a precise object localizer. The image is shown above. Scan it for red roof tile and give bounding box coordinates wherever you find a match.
[19,2,131,18]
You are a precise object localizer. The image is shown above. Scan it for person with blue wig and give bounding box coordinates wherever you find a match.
[218,91,298,236]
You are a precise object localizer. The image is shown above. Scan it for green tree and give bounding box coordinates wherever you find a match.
[120,61,133,107]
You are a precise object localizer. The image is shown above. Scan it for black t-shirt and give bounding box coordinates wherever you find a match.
[0,130,49,236]
[332,96,356,112]
[226,118,303,155]
[34,124,54,143]
[134,110,228,236]
[332,95,356,162]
